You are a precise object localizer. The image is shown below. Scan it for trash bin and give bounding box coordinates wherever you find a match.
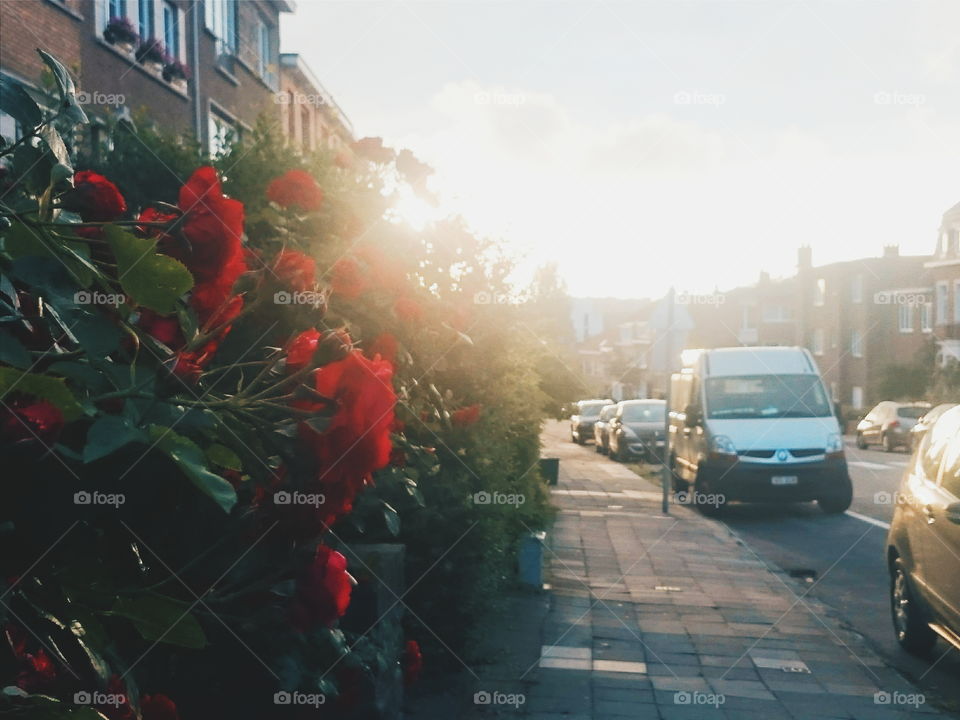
[539,457,559,486]
[518,531,546,588]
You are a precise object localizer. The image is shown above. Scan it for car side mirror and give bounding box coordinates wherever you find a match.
[684,405,701,427]
[945,502,960,525]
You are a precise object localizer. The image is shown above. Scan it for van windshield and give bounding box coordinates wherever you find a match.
[705,374,832,419]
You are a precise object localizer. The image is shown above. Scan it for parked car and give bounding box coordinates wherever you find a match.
[570,399,613,444]
[668,347,851,515]
[608,399,666,462]
[856,401,931,452]
[593,404,618,454]
[910,403,958,451]
[886,405,960,655]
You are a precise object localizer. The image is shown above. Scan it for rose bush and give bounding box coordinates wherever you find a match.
[0,52,552,718]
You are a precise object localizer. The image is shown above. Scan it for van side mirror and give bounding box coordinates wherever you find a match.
[684,405,701,427]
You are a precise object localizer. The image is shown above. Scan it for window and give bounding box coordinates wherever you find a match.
[954,280,960,325]
[936,281,949,325]
[813,278,826,306]
[851,386,863,410]
[850,330,863,357]
[256,20,275,85]
[205,0,237,56]
[898,303,913,333]
[921,302,933,332]
[109,0,127,18]
[163,1,182,60]
[762,304,791,323]
[208,109,238,157]
[812,328,824,356]
[0,109,20,145]
[851,274,863,303]
[704,375,832,419]
[138,0,154,38]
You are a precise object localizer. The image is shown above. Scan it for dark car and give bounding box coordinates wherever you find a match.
[886,405,960,655]
[608,399,666,462]
[593,404,618,454]
[856,401,931,452]
[910,403,958,451]
[570,399,613,444]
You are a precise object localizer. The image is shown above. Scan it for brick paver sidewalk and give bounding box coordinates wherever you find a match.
[465,422,945,720]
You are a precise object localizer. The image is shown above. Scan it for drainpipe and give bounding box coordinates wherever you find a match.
[190,0,202,146]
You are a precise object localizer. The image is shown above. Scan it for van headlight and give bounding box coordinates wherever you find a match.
[826,432,844,458]
[709,435,737,456]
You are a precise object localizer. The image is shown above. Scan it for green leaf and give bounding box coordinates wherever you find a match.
[147,425,237,512]
[206,443,242,471]
[1,222,92,287]
[83,415,146,463]
[108,595,207,649]
[104,226,193,313]
[0,693,110,719]
[39,124,70,168]
[37,49,88,126]
[0,76,42,130]
[0,367,83,420]
[382,502,400,536]
[0,329,31,368]
[71,313,121,356]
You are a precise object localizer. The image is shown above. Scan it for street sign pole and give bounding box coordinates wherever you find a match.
[661,288,674,515]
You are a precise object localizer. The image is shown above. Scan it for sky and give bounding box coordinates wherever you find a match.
[281,1,960,299]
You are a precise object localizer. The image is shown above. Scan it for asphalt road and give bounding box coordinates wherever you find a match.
[566,426,960,714]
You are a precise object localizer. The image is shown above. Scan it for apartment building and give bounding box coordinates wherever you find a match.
[0,0,293,155]
[926,200,960,366]
[278,53,353,155]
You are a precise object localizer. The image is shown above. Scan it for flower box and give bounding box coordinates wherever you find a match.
[103,16,138,48]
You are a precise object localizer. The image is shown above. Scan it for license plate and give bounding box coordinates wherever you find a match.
[771,476,798,486]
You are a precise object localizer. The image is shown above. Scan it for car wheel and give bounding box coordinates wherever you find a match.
[856,432,868,450]
[882,433,894,453]
[890,557,937,655]
[694,471,723,517]
[818,476,853,514]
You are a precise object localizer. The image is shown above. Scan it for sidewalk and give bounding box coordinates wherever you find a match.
[463,422,945,720]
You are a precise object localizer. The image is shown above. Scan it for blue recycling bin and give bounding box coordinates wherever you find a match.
[518,531,546,587]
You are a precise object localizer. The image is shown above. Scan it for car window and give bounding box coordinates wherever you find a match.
[915,413,959,482]
[897,406,927,419]
[940,439,960,498]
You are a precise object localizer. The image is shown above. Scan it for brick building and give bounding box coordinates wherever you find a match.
[278,53,353,155]
[0,0,294,155]
[926,200,960,366]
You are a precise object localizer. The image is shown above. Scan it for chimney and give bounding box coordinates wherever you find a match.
[883,245,899,258]
[798,246,812,271]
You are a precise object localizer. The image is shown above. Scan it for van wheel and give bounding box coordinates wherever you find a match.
[818,476,852,514]
[694,472,723,517]
[882,433,894,453]
[856,432,868,450]
[890,557,937,655]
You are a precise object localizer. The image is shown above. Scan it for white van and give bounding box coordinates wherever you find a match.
[668,347,852,515]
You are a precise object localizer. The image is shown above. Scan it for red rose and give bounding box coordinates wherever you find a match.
[97,675,136,720]
[330,257,367,299]
[393,296,423,323]
[167,295,243,383]
[367,333,398,364]
[138,309,183,348]
[266,169,324,212]
[1,396,64,446]
[452,404,481,427]
[62,170,127,222]
[300,350,396,488]
[141,167,247,324]
[272,249,317,292]
[290,544,353,631]
[402,640,423,686]
[285,328,322,372]
[5,625,57,693]
[141,694,180,720]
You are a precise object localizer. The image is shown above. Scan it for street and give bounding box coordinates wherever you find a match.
[555,422,960,715]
